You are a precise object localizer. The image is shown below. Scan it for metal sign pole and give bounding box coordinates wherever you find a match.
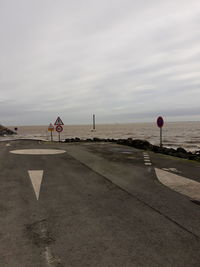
[93,114,95,130]
[160,127,162,148]
[157,116,164,148]
[51,131,53,141]
[59,132,60,142]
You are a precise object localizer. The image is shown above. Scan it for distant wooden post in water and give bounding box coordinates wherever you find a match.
[93,114,96,130]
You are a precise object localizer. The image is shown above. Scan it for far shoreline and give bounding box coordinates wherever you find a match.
[6,120,200,127]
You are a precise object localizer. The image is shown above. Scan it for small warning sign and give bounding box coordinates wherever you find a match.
[48,123,54,132]
[54,116,64,126]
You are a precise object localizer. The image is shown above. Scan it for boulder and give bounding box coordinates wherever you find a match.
[176,147,187,154]
[151,145,163,153]
[86,138,92,142]
[131,139,152,149]
[0,125,16,136]
[93,137,101,142]
[167,148,177,156]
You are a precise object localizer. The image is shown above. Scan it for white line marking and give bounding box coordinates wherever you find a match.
[28,170,43,200]
[10,149,66,155]
[45,247,55,265]
[6,143,11,146]
[155,168,200,201]
[145,163,152,165]
[44,246,61,266]
[162,168,182,174]
[144,159,151,162]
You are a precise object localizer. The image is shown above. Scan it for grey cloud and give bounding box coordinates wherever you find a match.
[0,0,200,125]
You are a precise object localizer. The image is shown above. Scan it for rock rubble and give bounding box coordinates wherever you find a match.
[0,125,17,136]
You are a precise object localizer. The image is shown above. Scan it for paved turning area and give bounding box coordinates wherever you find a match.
[0,140,200,266]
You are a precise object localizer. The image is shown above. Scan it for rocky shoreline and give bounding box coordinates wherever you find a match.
[64,137,200,162]
[0,125,17,136]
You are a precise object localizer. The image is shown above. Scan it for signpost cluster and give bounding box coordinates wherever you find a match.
[54,116,64,142]
[49,115,163,145]
[48,116,64,142]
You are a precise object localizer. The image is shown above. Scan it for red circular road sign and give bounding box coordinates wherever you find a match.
[157,116,164,128]
[56,125,63,132]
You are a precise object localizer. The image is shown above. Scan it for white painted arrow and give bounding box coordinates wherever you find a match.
[28,170,44,200]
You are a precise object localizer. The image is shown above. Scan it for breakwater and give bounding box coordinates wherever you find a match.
[0,125,16,136]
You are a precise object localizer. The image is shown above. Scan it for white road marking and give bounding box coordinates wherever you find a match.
[10,149,66,155]
[45,246,55,265]
[155,168,200,201]
[6,143,11,146]
[44,246,61,266]
[143,153,152,166]
[28,170,43,200]
[162,168,182,174]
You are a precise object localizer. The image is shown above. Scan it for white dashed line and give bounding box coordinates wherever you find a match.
[162,168,182,174]
[143,152,152,166]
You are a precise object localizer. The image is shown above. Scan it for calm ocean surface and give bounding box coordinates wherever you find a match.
[1,121,200,151]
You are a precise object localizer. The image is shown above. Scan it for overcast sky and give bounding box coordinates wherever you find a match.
[0,0,200,125]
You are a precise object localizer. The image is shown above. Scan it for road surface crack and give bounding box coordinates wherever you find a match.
[26,219,62,266]
[26,219,54,247]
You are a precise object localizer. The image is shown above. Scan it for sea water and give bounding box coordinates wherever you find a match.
[1,121,200,152]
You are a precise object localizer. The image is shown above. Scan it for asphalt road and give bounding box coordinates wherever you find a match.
[0,140,200,267]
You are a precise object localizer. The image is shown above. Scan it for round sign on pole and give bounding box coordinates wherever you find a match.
[56,125,63,133]
[157,116,164,148]
[157,116,164,128]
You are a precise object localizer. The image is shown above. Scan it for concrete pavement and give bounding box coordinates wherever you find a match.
[0,140,200,266]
